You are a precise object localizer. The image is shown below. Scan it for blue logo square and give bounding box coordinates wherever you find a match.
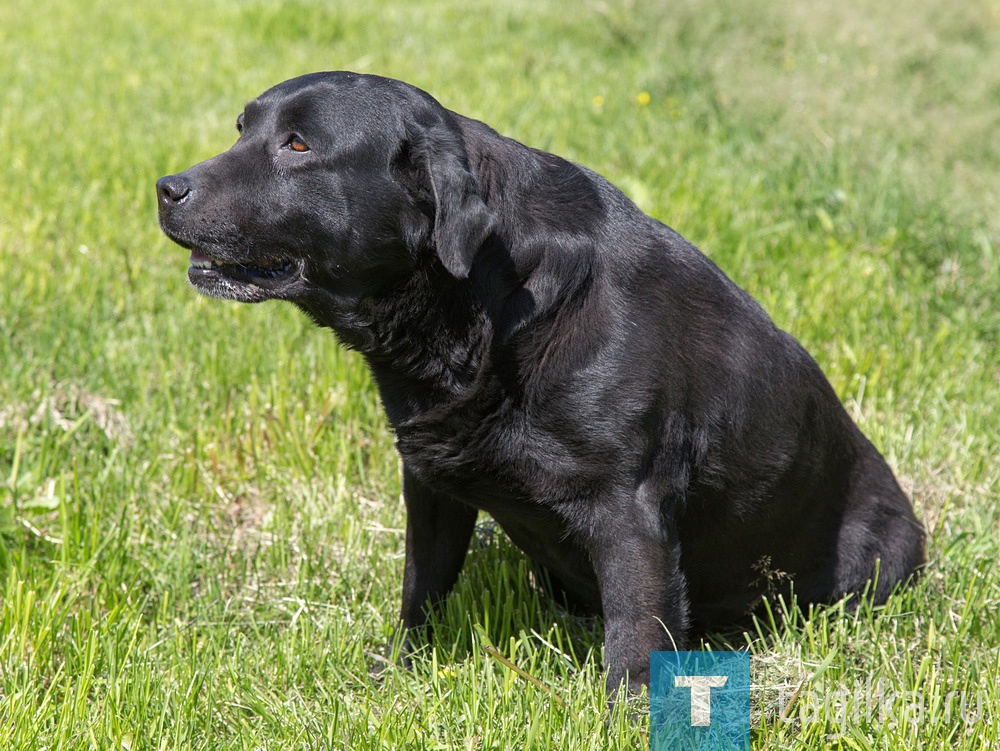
[650,651,751,751]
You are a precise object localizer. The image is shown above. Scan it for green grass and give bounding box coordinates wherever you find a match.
[1,0,998,748]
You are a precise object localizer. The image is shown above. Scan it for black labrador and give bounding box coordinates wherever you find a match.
[157,72,925,695]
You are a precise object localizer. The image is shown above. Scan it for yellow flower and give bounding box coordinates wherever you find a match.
[636,91,651,106]
[592,95,605,109]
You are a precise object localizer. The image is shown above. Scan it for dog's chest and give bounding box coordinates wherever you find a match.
[394,413,532,508]
[393,403,609,513]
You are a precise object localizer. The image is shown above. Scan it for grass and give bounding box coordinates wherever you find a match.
[1,0,997,748]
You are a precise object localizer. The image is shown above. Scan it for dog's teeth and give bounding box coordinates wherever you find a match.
[190,256,225,269]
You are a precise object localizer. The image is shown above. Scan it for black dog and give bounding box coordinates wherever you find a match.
[157,72,924,695]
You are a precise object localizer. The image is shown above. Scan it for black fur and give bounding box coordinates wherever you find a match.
[157,72,925,694]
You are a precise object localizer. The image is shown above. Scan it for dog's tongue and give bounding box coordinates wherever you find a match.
[190,250,217,265]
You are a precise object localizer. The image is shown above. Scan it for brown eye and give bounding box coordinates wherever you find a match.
[288,136,309,152]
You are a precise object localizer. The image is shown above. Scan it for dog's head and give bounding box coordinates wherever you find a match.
[156,72,493,309]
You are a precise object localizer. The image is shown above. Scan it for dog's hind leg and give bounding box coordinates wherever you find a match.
[831,450,925,607]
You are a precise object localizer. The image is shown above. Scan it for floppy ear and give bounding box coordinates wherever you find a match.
[399,118,494,279]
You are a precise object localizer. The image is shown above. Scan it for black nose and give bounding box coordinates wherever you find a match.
[156,174,192,206]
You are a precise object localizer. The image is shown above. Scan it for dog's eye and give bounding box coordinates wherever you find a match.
[287,135,310,153]
[236,114,244,133]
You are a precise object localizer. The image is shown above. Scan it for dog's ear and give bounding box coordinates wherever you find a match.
[396,118,494,279]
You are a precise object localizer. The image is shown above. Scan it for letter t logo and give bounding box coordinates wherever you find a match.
[673,675,729,726]
[651,651,750,750]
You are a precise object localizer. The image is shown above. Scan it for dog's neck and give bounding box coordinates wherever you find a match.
[349,265,500,426]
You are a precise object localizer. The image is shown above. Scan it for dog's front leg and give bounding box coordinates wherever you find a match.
[588,518,690,696]
[398,465,479,643]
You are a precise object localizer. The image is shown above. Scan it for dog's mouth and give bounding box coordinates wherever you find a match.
[189,250,295,280]
[187,249,301,302]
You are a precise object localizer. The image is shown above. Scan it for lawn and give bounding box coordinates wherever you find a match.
[1,0,997,748]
